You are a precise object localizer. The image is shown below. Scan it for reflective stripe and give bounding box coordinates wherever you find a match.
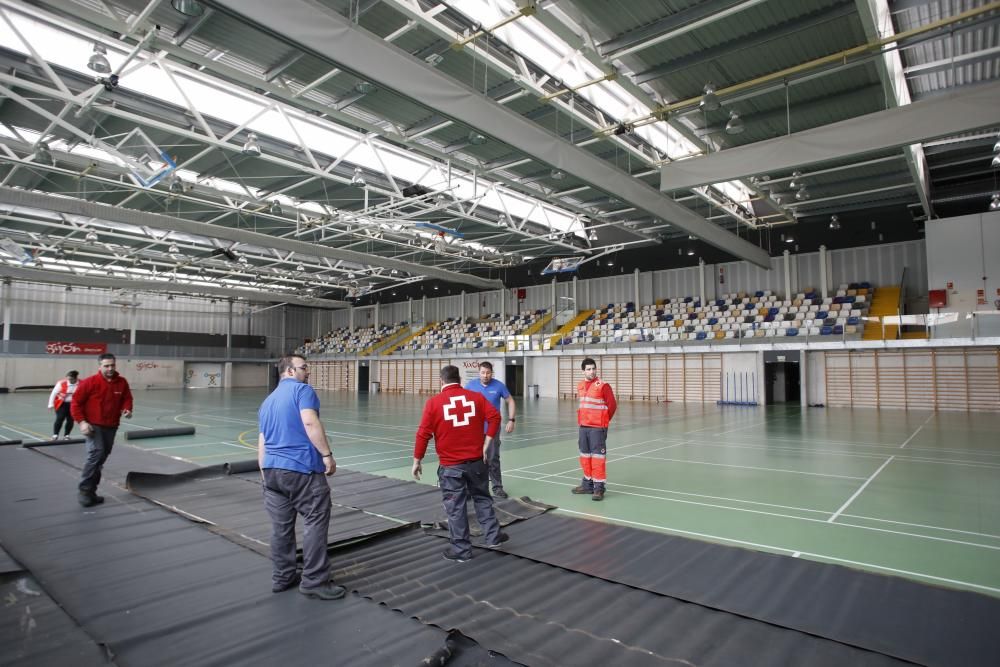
[591,453,606,459]
[579,453,593,458]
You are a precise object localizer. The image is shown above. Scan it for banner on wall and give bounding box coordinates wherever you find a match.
[184,362,224,389]
[455,358,503,385]
[46,342,107,355]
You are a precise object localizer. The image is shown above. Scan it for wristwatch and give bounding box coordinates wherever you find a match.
[508,418,515,422]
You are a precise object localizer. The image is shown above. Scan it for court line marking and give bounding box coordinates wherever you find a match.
[627,454,869,481]
[553,507,1000,596]
[899,413,935,449]
[531,441,692,482]
[504,473,1000,552]
[503,436,682,474]
[828,456,895,523]
[717,432,1000,459]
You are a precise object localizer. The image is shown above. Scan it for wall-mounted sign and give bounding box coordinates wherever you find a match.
[977,289,986,305]
[45,342,107,355]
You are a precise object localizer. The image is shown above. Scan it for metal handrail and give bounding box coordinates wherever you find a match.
[895,266,908,340]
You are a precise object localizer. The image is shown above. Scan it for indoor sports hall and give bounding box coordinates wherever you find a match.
[2,1,999,666]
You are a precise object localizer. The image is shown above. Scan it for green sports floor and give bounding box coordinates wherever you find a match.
[3,387,999,597]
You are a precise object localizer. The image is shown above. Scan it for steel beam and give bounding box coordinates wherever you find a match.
[660,80,1000,191]
[214,0,771,268]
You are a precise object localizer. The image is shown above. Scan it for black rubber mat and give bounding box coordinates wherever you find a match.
[0,448,514,667]
[497,512,1000,667]
[332,529,909,667]
[0,571,112,666]
[127,466,412,551]
[0,545,19,574]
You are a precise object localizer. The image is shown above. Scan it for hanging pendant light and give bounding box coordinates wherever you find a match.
[989,194,1000,212]
[724,109,744,135]
[829,215,841,230]
[795,186,810,201]
[351,167,366,186]
[87,43,111,74]
[242,133,261,157]
[700,82,720,111]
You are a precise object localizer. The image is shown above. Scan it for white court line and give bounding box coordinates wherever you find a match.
[531,441,692,482]
[900,413,934,449]
[628,454,869,481]
[142,441,242,451]
[503,436,684,474]
[552,507,1000,595]
[828,456,894,523]
[505,473,1000,552]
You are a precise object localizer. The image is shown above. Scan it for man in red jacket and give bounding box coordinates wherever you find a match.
[573,357,617,501]
[70,353,133,507]
[413,365,507,562]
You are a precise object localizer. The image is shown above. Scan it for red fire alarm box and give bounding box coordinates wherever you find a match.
[517,288,526,300]
[928,289,947,308]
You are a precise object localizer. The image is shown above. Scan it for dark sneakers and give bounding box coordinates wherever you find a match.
[592,489,605,501]
[298,582,347,600]
[442,550,471,563]
[492,487,509,499]
[571,485,593,495]
[272,574,301,593]
[485,532,510,549]
[78,492,104,507]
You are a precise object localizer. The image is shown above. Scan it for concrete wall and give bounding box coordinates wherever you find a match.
[926,211,1000,337]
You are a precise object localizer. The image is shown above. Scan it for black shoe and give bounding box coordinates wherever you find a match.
[272,573,301,593]
[485,532,510,549]
[592,489,605,501]
[571,485,593,495]
[492,487,508,499]
[298,582,346,600]
[442,549,471,563]
[78,492,102,507]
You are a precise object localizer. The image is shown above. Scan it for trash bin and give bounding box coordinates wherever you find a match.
[527,384,539,399]
[370,381,381,394]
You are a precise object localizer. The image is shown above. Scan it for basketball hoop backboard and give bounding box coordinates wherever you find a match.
[541,256,583,275]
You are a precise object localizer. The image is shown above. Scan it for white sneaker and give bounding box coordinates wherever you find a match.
[49,435,58,441]
[62,435,71,441]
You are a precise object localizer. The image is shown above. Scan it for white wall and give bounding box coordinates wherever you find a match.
[526,356,558,398]
[231,362,269,387]
[926,211,1000,337]
[806,351,827,406]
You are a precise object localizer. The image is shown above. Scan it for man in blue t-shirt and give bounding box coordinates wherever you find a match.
[258,354,345,600]
[463,361,516,498]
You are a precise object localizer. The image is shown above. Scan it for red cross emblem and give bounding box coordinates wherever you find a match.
[443,395,476,427]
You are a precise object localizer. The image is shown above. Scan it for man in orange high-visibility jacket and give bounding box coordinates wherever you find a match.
[573,357,617,501]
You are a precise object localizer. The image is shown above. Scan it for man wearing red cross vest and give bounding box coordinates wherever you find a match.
[573,357,617,501]
[413,365,507,562]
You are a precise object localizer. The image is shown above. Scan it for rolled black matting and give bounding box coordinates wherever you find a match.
[225,459,260,475]
[126,465,411,549]
[0,439,23,446]
[497,512,1000,667]
[123,426,195,440]
[332,529,910,667]
[0,448,497,667]
[21,437,86,448]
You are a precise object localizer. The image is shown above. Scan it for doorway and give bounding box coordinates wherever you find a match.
[505,364,524,397]
[357,363,370,393]
[765,362,800,404]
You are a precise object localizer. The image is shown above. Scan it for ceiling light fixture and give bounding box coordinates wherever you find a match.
[686,248,696,256]
[171,0,205,17]
[588,229,598,241]
[550,169,565,180]
[496,214,507,227]
[296,263,305,272]
[33,141,54,166]
[725,109,744,135]
[269,200,282,216]
[990,193,1000,212]
[87,43,111,74]
[700,82,720,111]
[168,176,184,194]
[242,132,261,157]
[351,167,366,187]
[795,186,810,201]
[354,81,376,95]
[85,230,98,243]
[467,131,488,145]
[829,214,841,230]
[168,243,179,254]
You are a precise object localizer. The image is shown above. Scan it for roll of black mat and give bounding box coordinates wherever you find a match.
[123,426,196,440]
[0,439,23,446]
[22,438,86,448]
[224,460,260,475]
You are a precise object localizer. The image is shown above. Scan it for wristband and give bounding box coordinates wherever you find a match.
[508,418,515,422]
[322,453,333,458]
